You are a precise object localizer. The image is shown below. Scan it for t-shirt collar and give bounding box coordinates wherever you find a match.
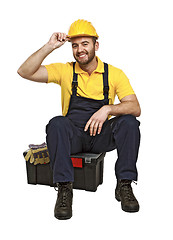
[75,56,105,74]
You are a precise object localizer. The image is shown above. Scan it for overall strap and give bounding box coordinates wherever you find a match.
[72,62,78,96]
[72,62,109,99]
[103,63,109,100]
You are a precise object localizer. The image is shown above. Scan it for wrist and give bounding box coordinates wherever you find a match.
[106,104,117,116]
[104,105,112,116]
[44,42,55,53]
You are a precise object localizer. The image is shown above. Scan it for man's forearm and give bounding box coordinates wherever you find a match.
[107,101,141,117]
[17,32,68,82]
[17,43,53,78]
[84,97,141,136]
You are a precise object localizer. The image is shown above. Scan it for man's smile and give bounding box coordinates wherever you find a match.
[77,53,88,58]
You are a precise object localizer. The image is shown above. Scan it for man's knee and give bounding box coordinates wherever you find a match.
[118,114,140,129]
[111,114,140,134]
[46,116,69,133]
[49,116,66,127]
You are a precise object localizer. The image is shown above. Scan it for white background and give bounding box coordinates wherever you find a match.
[1,0,173,239]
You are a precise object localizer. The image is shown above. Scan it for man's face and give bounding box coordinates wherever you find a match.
[71,37,99,65]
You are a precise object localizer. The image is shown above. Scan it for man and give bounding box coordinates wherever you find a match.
[18,19,141,220]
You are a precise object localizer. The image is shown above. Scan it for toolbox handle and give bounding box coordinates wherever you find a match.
[85,157,92,164]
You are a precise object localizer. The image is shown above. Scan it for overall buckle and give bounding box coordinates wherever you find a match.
[72,80,78,88]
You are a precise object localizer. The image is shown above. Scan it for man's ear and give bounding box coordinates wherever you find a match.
[95,41,99,51]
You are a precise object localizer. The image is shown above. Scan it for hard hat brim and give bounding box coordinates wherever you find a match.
[68,34,99,39]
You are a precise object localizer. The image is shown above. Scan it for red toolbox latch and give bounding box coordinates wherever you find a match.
[71,157,83,168]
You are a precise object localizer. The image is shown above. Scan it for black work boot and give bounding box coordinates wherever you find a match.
[115,179,139,213]
[54,182,73,220]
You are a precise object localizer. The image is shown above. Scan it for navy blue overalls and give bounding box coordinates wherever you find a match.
[46,62,140,183]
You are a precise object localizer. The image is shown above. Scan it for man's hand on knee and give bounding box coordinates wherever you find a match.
[84,105,111,136]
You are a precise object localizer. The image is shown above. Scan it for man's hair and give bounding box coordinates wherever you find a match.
[92,37,97,45]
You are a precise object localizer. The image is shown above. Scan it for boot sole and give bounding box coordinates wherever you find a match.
[54,213,72,220]
[55,216,72,220]
[122,206,139,213]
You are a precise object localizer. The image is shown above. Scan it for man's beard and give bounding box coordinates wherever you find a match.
[74,48,95,65]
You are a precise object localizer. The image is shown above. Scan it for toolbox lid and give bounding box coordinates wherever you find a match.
[70,152,105,164]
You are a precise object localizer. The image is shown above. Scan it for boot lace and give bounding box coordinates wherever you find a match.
[55,184,72,207]
[121,180,136,202]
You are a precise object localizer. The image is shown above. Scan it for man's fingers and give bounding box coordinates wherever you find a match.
[84,119,96,136]
[56,32,67,41]
[89,120,96,136]
[84,119,92,132]
[97,122,103,135]
[48,32,69,49]
[91,121,99,136]
[84,118,103,136]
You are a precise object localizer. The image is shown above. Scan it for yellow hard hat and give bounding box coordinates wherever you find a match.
[68,19,99,39]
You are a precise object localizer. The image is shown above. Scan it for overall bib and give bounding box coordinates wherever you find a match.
[46,63,140,183]
[66,62,109,129]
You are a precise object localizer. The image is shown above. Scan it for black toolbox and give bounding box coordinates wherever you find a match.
[24,152,105,192]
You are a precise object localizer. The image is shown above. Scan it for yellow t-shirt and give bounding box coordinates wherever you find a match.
[44,57,135,116]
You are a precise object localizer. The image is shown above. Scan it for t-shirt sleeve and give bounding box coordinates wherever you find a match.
[44,63,66,85]
[116,70,135,101]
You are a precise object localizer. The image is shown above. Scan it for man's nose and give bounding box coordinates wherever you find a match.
[77,44,84,53]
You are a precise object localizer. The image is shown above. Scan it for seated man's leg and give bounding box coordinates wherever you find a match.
[113,114,140,181]
[112,114,141,212]
[46,116,83,220]
[46,116,83,183]
[91,114,141,212]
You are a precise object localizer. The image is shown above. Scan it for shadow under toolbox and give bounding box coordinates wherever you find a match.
[23,151,105,192]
